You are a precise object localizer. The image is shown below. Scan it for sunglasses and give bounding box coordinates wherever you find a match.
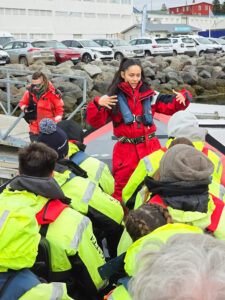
[31,82,43,88]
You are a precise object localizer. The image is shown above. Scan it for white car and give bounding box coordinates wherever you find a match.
[169,37,196,57]
[183,35,217,56]
[0,49,10,65]
[207,38,223,53]
[61,39,113,63]
[93,38,144,61]
[213,38,225,52]
[129,37,173,57]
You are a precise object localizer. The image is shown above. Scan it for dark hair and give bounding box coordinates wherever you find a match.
[18,142,58,177]
[125,203,173,242]
[32,71,49,94]
[107,58,150,96]
[168,137,194,149]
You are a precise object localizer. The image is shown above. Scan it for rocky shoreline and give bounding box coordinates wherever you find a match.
[1,53,225,122]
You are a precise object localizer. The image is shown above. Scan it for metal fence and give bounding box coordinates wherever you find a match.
[0,67,87,140]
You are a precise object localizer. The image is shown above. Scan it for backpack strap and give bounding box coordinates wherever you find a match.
[0,269,40,299]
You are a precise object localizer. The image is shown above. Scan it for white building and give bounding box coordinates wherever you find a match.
[0,0,133,40]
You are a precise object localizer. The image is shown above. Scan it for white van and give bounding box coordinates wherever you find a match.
[0,31,14,47]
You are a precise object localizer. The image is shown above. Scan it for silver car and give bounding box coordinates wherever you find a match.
[93,38,144,61]
[2,39,56,66]
[0,49,10,65]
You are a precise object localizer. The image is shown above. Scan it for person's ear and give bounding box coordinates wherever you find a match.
[121,71,125,79]
[50,171,54,178]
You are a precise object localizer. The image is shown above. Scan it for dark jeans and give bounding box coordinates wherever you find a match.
[29,132,39,142]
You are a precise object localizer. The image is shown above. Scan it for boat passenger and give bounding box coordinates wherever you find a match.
[19,71,64,142]
[146,144,225,240]
[85,58,192,202]
[104,203,202,299]
[37,118,124,258]
[0,142,106,299]
[123,110,224,210]
[0,196,72,299]
[57,119,115,196]
[129,233,225,300]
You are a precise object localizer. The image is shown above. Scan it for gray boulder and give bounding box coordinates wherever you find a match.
[199,70,211,79]
[82,64,102,77]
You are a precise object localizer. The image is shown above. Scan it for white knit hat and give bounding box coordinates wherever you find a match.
[168,111,207,142]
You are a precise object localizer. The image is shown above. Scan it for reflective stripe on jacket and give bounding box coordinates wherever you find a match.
[54,169,123,225]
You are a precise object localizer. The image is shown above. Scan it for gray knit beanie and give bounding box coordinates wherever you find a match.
[168,110,207,141]
[160,144,214,181]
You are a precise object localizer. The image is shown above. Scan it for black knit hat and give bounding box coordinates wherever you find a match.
[37,118,69,159]
[57,120,84,143]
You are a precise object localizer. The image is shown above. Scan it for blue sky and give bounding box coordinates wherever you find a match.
[133,0,214,11]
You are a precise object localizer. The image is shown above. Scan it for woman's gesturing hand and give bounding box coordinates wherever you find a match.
[98,95,118,109]
[172,89,186,105]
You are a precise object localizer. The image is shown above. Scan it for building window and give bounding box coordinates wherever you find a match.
[70,12,82,17]
[187,7,189,11]
[110,14,120,18]
[183,7,185,12]
[198,5,201,11]
[84,13,96,17]
[205,5,208,10]
[28,9,52,16]
[73,34,82,38]
[30,33,53,39]
[97,13,108,18]
[55,11,68,16]
[176,8,179,12]
[13,33,28,39]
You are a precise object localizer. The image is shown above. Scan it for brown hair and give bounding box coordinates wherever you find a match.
[19,142,58,177]
[32,71,49,94]
[125,203,173,242]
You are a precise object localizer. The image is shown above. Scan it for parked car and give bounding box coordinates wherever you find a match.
[207,38,223,53]
[169,37,196,56]
[0,49,10,65]
[183,35,217,56]
[212,38,225,52]
[2,40,56,65]
[0,31,14,47]
[31,40,81,64]
[93,38,144,61]
[61,39,113,63]
[129,37,173,57]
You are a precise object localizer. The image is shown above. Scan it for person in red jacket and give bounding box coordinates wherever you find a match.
[19,71,64,142]
[86,58,192,202]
